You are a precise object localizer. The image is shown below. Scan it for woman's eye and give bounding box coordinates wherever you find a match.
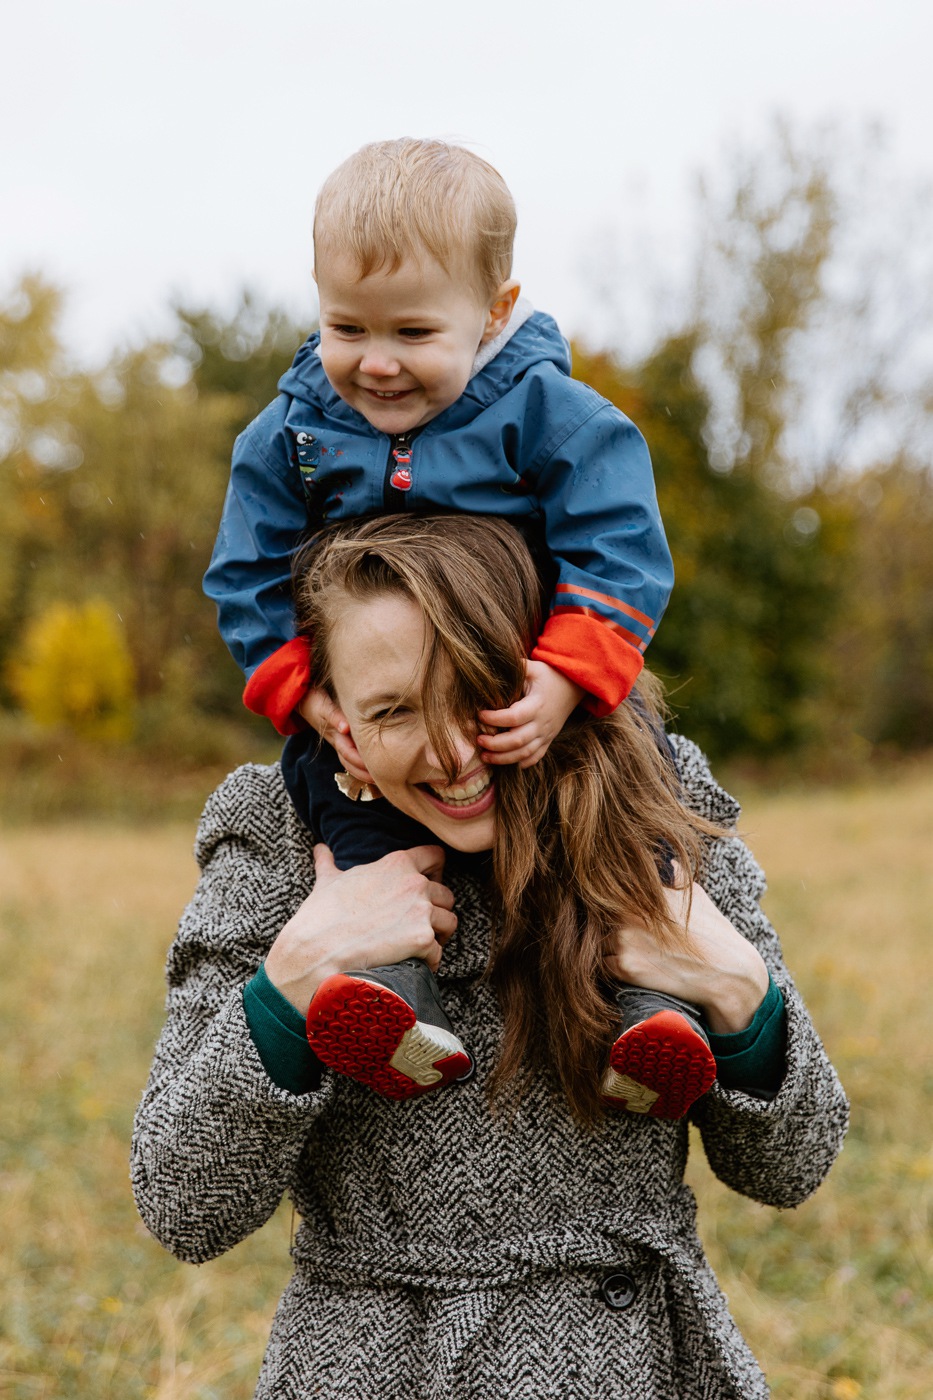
[370,706,409,723]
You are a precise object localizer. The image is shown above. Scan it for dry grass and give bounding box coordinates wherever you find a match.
[1,763,931,1397]
[0,824,292,1398]
[686,759,933,1399]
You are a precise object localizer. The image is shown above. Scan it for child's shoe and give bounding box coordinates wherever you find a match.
[601,987,716,1119]
[306,958,474,1100]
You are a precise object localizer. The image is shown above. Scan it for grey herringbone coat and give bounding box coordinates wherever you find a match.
[132,739,849,1399]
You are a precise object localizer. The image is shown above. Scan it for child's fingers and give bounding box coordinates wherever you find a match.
[331,726,363,763]
[333,733,374,782]
[518,756,543,770]
[296,690,321,727]
[477,723,536,753]
[329,703,351,735]
[478,696,536,728]
[319,695,350,735]
[518,745,548,769]
[484,738,547,767]
[479,725,547,766]
[299,687,351,736]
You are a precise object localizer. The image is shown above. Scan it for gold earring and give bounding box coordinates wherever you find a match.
[334,770,380,802]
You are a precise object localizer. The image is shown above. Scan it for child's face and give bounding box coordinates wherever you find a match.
[315,250,517,435]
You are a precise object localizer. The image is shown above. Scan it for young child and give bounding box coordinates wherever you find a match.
[205,138,716,1119]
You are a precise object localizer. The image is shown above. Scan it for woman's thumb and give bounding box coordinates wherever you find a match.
[313,843,339,881]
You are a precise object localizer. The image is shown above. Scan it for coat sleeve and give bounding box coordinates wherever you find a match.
[529,394,674,716]
[673,737,850,1207]
[130,765,335,1265]
[203,399,313,733]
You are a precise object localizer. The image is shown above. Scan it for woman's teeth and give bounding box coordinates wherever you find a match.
[427,771,492,806]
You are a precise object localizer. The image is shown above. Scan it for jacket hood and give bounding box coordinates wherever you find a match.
[276,305,572,419]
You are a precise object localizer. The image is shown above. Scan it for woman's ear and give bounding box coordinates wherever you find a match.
[481,280,521,344]
[334,731,379,790]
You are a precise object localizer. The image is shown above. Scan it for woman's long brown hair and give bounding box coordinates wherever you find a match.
[295,514,722,1124]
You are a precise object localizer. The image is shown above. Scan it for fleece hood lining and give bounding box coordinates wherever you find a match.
[469,296,535,377]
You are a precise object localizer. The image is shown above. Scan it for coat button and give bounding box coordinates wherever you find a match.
[601,1272,637,1310]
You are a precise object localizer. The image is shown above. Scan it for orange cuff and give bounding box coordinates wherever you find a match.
[243,636,313,735]
[531,611,644,717]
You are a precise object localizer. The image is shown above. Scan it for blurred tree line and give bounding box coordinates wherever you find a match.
[1,126,931,782]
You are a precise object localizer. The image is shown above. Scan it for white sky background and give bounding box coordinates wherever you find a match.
[2,0,931,367]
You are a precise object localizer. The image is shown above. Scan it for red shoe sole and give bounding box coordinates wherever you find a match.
[602,1010,717,1119]
[306,974,472,1101]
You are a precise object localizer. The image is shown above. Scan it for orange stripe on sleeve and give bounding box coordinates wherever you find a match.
[550,604,648,653]
[554,582,655,631]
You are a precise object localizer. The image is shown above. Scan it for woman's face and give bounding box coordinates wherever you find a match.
[327,592,496,852]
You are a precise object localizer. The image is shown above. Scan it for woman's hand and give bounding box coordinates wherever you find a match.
[606,876,770,1034]
[264,844,458,1016]
[297,686,375,783]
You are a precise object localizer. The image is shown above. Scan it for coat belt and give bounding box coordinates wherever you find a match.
[292,1185,700,1295]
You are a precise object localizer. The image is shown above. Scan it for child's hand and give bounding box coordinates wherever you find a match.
[298,685,346,743]
[477,660,585,769]
[297,687,375,783]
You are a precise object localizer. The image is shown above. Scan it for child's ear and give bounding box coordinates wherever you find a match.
[481,280,521,344]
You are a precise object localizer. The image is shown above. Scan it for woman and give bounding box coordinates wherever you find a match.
[132,515,848,1399]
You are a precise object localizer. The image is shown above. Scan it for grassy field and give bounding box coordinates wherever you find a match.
[1,763,931,1398]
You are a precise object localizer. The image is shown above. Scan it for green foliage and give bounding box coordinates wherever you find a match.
[573,339,847,758]
[8,598,135,741]
[829,461,933,751]
[0,276,83,698]
[50,345,243,706]
[572,121,931,762]
[0,281,283,736]
[172,289,309,438]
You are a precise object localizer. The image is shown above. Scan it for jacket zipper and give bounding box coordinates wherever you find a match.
[383,433,414,509]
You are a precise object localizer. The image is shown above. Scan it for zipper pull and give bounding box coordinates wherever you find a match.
[389,435,413,492]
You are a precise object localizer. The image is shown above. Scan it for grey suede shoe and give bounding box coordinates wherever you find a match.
[306,958,474,1100]
[601,986,717,1118]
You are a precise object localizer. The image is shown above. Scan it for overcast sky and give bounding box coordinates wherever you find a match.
[3,0,930,364]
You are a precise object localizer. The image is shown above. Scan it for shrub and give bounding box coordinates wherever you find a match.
[8,599,135,742]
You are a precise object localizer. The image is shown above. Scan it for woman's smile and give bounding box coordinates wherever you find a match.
[419,765,495,817]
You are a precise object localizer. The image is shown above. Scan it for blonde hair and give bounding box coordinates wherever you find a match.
[294,515,722,1123]
[313,139,517,301]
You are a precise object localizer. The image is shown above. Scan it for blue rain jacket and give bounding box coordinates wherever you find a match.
[204,310,673,725]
